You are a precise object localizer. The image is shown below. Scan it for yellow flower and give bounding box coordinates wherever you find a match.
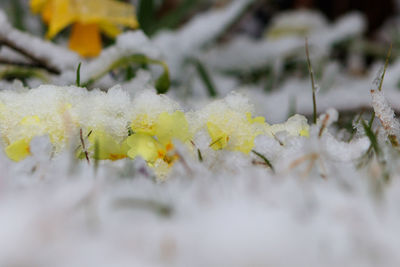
[207,111,266,154]
[87,130,129,161]
[5,138,31,162]
[30,0,139,57]
[131,113,157,136]
[127,111,190,169]
[2,100,73,162]
[4,115,42,162]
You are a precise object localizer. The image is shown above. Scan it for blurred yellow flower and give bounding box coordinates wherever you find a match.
[87,130,129,161]
[5,115,42,161]
[127,111,191,169]
[30,0,139,57]
[2,102,73,162]
[5,138,31,162]
[207,111,266,154]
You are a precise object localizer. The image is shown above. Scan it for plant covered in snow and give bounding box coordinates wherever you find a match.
[0,86,312,178]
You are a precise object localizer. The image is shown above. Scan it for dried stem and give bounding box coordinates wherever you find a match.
[318,114,330,138]
[80,128,90,164]
[0,58,51,70]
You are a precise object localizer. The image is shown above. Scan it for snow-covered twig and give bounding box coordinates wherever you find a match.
[0,10,80,74]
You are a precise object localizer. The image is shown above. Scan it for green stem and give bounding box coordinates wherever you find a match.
[252,150,275,172]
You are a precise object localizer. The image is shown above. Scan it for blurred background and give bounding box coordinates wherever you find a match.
[1,0,397,53]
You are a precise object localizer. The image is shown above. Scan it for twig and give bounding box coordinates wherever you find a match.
[80,128,90,164]
[0,38,61,74]
[0,58,51,70]
[318,113,330,138]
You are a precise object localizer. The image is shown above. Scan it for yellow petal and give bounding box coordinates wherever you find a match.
[68,23,102,57]
[88,130,128,160]
[207,111,262,154]
[246,112,265,124]
[207,121,229,150]
[5,138,31,162]
[41,0,138,40]
[127,133,160,162]
[75,0,139,29]
[300,128,309,137]
[46,0,75,39]
[131,114,157,135]
[155,111,190,146]
[20,115,41,125]
[41,1,53,24]
[236,138,254,154]
[98,21,121,38]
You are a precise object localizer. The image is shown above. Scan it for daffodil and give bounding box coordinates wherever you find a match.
[30,0,139,57]
[127,111,191,174]
[207,111,267,154]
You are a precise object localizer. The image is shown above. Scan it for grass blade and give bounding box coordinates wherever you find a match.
[378,43,392,91]
[76,62,81,87]
[361,120,380,156]
[252,150,275,172]
[305,38,317,124]
[194,59,218,98]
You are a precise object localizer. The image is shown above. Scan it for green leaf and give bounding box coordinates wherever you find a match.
[155,63,170,94]
[0,66,48,82]
[361,120,380,156]
[138,0,156,36]
[194,59,218,98]
[125,65,135,81]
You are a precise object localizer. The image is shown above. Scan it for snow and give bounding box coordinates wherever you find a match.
[371,89,400,137]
